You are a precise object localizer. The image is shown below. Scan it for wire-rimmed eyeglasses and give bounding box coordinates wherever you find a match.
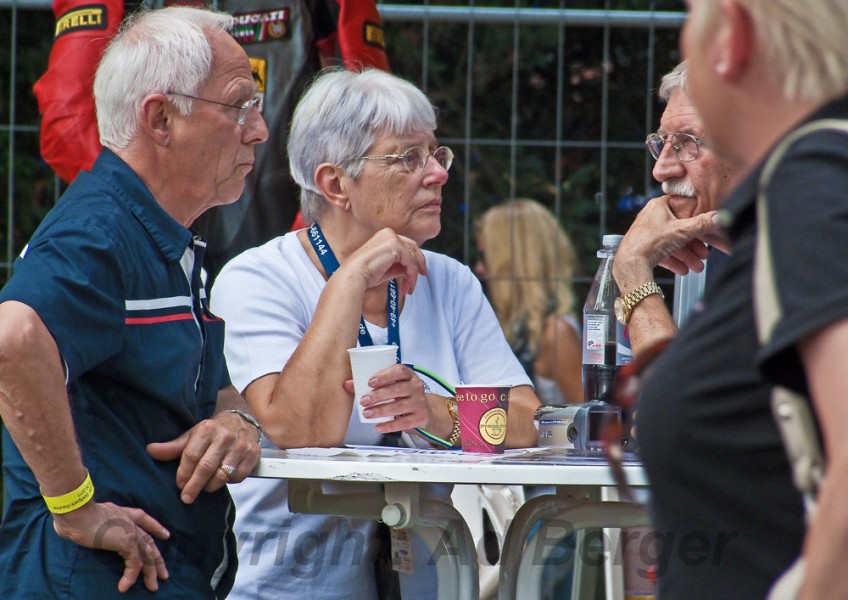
[358,146,454,174]
[645,132,705,162]
[166,92,263,126]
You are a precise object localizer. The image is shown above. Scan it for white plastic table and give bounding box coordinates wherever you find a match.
[252,446,650,600]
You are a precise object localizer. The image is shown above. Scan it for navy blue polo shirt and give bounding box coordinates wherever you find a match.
[0,149,236,598]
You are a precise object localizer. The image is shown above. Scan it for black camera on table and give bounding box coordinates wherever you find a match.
[535,401,622,451]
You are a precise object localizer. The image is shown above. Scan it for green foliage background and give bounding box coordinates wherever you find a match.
[378,0,685,287]
[2,8,58,280]
[1,1,685,283]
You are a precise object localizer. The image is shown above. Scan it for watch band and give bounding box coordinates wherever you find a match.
[617,281,664,324]
[224,409,263,443]
[446,398,461,447]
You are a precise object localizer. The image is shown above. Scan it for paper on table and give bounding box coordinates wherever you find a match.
[281,447,367,457]
[284,446,452,458]
[283,446,548,459]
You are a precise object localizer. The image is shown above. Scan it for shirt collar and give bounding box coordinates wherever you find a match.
[719,92,848,241]
[93,148,194,262]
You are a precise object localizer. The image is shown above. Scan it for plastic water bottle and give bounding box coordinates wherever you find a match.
[582,234,632,401]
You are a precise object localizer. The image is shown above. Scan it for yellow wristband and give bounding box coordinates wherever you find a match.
[41,471,95,514]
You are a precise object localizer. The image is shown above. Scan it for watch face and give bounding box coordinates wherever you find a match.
[614,297,628,324]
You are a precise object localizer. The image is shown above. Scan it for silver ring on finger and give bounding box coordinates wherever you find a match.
[218,463,237,480]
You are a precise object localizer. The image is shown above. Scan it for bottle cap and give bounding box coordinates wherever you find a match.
[602,234,623,247]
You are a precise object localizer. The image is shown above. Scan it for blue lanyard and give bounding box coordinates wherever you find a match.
[307,225,460,449]
[307,223,401,362]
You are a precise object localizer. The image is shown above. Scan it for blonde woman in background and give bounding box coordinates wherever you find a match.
[475,198,583,405]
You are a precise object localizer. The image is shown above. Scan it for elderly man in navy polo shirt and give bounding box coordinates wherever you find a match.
[0,7,267,598]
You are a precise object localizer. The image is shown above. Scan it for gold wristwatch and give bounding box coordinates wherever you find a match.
[446,398,461,447]
[614,281,664,325]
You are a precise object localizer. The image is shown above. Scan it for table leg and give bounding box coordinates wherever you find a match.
[286,481,479,600]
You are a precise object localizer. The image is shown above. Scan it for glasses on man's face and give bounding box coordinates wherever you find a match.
[358,146,454,174]
[645,132,705,162]
[166,92,263,126]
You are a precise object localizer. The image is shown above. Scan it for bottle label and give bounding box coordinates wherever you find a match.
[616,322,633,365]
[583,314,608,364]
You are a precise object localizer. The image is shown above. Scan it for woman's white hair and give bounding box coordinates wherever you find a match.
[699,0,848,103]
[94,6,234,151]
[288,68,438,225]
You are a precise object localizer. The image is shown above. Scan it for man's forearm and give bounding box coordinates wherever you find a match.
[0,301,87,496]
[214,384,254,414]
[613,233,678,356]
[626,296,679,356]
[214,385,263,443]
[504,385,541,448]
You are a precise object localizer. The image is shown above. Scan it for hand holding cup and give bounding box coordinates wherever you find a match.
[348,345,398,424]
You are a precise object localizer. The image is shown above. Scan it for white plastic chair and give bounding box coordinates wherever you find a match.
[451,484,526,599]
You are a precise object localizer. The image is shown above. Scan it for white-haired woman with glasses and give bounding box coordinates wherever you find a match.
[211,67,540,600]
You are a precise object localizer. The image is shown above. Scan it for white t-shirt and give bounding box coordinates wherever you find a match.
[211,231,531,600]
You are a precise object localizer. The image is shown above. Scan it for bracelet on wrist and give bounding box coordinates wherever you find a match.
[41,470,95,515]
[224,409,263,443]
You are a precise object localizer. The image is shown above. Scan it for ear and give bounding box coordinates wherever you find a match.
[137,94,173,147]
[715,0,754,80]
[314,163,351,211]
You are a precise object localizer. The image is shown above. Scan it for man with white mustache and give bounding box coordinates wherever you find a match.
[663,178,696,199]
[611,61,742,355]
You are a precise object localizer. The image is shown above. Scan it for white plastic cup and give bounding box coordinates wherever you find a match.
[348,345,398,424]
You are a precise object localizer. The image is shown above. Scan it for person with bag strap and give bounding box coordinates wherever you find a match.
[753,119,848,600]
[632,1,848,598]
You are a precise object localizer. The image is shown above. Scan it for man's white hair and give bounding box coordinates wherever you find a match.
[94,6,234,151]
[658,62,687,103]
[697,0,848,103]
